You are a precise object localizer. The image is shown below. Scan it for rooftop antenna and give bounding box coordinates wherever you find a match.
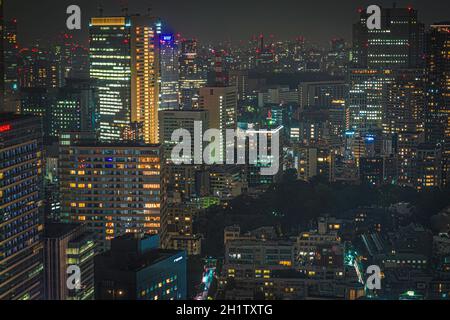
[98,3,104,16]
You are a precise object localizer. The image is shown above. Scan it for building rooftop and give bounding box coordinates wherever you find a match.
[0,113,41,124]
[96,234,185,272]
[44,223,83,239]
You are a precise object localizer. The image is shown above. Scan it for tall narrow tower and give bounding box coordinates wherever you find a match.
[89,14,160,143]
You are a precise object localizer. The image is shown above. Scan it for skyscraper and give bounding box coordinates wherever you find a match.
[0,114,44,300]
[50,79,97,138]
[347,68,396,130]
[384,70,425,186]
[349,6,425,132]
[159,109,208,162]
[425,23,450,188]
[44,223,96,300]
[179,39,206,109]
[352,6,424,69]
[89,15,160,144]
[159,34,179,110]
[199,86,237,162]
[18,47,58,89]
[3,18,20,113]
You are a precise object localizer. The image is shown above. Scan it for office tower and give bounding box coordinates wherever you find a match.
[0,114,44,300]
[159,34,179,110]
[19,87,54,138]
[55,33,75,88]
[44,223,96,300]
[179,39,206,109]
[59,141,166,251]
[55,33,90,85]
[352,6,424,69]
[50,79,97,137]
[228,70,249,101]
[244,125,283,188]
[199,86,237,162]
[18,47,58,89]
[159,109,209,203]
[384,71,425,186]
[95,234,187,300]
[159,109,208,162]
[384,71,425,135]
[258,86,299,108]
[89,15,160,143]
[3,19,20,113]
[425,23,450,187]
[347,69,396,130]
[328,103,346,148]
[69,46,89,80]
[415,144,442,190]
[326,38,349,76]
[298,81,347,110]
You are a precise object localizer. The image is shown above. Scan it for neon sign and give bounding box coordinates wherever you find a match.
[0,124,12,133]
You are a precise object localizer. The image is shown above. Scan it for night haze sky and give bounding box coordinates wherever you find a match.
[5,0,450,47]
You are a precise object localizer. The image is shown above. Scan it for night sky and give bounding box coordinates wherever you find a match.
[5,0,450,47]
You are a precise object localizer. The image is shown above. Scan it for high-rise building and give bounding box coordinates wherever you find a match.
[326,38,349,76]
[179,39,207,109]
[54,33,90,85]
[384,70,425,186]
[44,223,96,300]
[0,114,44,300]
[159,109,208,162]
[89,15,160,143]
[425,23,450,187]
[415,144,442,190]
[18,47,58,89]
[59,141,166,251]
[50,79,97,137]
[159,34,179,110]
[299,81,347,110]
[350,6,425,133]
[347,69,396,130]
[352,6,424,69]
[19,87,54,138]
[3,19,20,113]
[94,234,187,300]
[199,86,237,162]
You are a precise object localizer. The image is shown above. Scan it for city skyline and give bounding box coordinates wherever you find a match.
[0,1,449,303]
[5,0,450,47]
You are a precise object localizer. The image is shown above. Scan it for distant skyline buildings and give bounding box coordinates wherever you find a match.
[4,1,450,47]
